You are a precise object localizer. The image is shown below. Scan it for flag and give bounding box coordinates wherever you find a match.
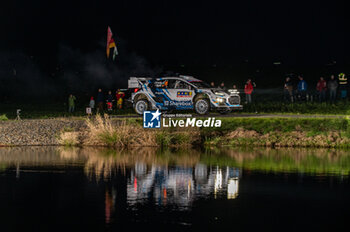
[106,26,113,57]
[113,44,118,60]
[106,26,118,59]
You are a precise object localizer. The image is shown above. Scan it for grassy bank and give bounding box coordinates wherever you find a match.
[1,101,350,119]
[58,115,200,148]
[55,115,350,148]
[243,101,350,115]
[202,117,350,148]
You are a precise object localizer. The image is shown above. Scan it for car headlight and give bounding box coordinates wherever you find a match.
[216,97,224,103]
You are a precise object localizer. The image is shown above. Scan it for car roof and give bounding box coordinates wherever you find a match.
[159,76,202,82]
[129,76,202,82]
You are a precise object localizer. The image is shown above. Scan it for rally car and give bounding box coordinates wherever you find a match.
[128,75,242,115]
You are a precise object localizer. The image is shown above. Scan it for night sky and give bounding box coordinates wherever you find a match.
[1,0,347,66]
[0,0,348,101]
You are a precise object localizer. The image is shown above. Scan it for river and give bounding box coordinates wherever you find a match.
[1,147,349,231]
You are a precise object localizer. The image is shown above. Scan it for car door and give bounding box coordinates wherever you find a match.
[164,79,194,109]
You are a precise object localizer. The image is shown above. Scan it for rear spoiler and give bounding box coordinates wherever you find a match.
[128,77,152,88]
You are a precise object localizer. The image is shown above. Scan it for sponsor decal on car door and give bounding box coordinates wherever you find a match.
[164,80,194,108]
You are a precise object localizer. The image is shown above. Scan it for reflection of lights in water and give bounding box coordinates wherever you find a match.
[135,162,147,176]
[227,177,239,199]
[105,188,116,224]
[214,168,223,198]
[126,164,240,207]
[134,177,137,192]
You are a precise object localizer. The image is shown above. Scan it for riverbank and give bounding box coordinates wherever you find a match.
[1,116,350,148]
[0,119,86,146]
[202,117,350,148]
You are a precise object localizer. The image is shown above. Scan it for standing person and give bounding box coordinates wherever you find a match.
[96,88,104,113]
[232,84,238,93]
[316,77,327,102]
[338,73,347,100]
[89,96,95,110]
[218,82,227,91]
[297,76,308,101]
[284,77,294,102]
[229,84,239,95]
[68,94,76,113]
[244,79,255,104]
[328,75,338,104]
[106,90,114,112]
[210,82,216,88]
[116,89,125,110]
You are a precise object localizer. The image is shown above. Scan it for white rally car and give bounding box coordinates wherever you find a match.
[128,75,242,115]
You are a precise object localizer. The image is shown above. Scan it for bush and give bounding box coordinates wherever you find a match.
[85,114,157,147]
[156,131,172,147]
[156,130,199,147]
[58,132,80,146]
[0,114,8,121]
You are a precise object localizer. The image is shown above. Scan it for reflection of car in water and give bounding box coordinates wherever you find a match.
[127,163,241,207]
[128,75,242,115]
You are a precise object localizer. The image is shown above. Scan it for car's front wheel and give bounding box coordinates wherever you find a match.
[134,99,149,115]
[194,98,210,115]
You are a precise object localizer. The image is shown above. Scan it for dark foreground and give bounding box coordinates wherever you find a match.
[1,147,349,232]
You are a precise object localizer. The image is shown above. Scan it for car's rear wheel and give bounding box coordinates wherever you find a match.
[134,99,148,115]
[194,98,210,115]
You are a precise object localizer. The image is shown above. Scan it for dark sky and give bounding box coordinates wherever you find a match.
[1,0,348,67]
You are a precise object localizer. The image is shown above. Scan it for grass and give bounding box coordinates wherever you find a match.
[57,115,200,148]
[242,101,350,115]
[33,115,350,148]
[85,114,157,147]
[200,117,350,148]
[3,104,350,148]
[0,103,135,119]
[58,132,80,146]
[0,114,8,121]
[2,100,350,120]
[155,129,199,147]
[201,117,348,135]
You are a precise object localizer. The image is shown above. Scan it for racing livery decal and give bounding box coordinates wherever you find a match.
[177,91,192,97]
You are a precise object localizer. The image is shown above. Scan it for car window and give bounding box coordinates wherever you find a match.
[150,79,171,88]
[166,80,177,89]
[175,80,192,89]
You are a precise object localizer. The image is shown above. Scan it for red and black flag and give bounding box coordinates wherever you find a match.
[106,26,118,60]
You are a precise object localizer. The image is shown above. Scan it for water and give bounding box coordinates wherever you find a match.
[1,147,349,231]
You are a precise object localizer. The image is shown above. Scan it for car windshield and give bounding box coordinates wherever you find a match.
[190,81,211,88]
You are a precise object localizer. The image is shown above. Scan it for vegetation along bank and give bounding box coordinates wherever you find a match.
[1,114,350,148]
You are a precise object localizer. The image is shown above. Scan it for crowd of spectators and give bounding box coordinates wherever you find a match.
[283,73,347,104]
[215,73,347,104]
[67,88,126,113]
